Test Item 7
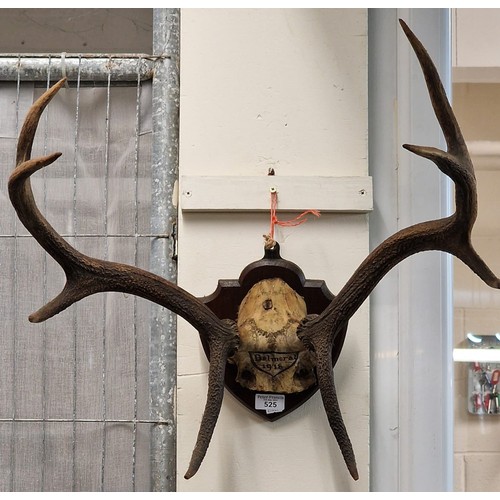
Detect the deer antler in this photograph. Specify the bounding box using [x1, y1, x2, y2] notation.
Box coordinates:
[8, 77, 239, 480]
[298, 19, 500, 481]
[11, 19, 499, 484]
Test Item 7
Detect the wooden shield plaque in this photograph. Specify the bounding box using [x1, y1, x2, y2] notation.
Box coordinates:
[198, 243, 348, 421]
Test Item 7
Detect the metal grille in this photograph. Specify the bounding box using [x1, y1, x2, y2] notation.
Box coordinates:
[0, 9, 179, 492]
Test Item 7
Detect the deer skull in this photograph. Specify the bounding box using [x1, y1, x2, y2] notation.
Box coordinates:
[229, 278, 317, 393]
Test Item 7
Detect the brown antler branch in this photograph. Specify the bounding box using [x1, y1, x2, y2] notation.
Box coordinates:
[184, 321, 235, 479]
[12, 19, 498, 483]
[9, 78, 239, 479]
[299, 19, 500, 480]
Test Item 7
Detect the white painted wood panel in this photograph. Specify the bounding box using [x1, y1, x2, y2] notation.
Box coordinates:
[180, 175, 372, 213]
[178, 9, 368, 492]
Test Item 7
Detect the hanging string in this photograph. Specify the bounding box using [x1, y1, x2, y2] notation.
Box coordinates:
[264, 188, 320, 249]
[60, 52, 70, 88]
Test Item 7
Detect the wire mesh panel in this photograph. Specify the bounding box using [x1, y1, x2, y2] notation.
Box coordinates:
[0, 58, 164, 491]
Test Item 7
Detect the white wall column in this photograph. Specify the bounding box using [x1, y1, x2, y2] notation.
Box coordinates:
[369, 8, 453, 491]
[178, 9, 369, 491]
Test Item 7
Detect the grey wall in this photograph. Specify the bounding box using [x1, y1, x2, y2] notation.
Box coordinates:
[0, 9, 152, 53]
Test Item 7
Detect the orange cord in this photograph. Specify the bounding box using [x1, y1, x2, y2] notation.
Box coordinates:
[268, 190, 320, 240]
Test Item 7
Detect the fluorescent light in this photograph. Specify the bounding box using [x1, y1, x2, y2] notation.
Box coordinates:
[453, 348, 500, 362]
[453, 334, 500, 363]
[467, 333, 483, 344]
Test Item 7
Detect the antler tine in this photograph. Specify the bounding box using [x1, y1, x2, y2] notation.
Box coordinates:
[314, 337, 358, 481]
[399, 19, 500, 288]
[298, 19, 500, 480]
[16, 78, 68, 165]
[184, 321, 235, 479]
[399, 19, 467, 158]
[9, 78, 239, 479]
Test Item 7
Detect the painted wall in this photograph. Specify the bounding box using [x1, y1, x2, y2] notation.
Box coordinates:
[453, 8, 500, 492]
[452, 83, 500, 492]
[178, 9, 369, 492]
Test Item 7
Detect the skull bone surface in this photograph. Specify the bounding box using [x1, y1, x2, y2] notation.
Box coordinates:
[229, 277, 317, 393]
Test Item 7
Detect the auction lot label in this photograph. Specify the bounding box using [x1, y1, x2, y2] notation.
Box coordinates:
[255, 393, 285, 414]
